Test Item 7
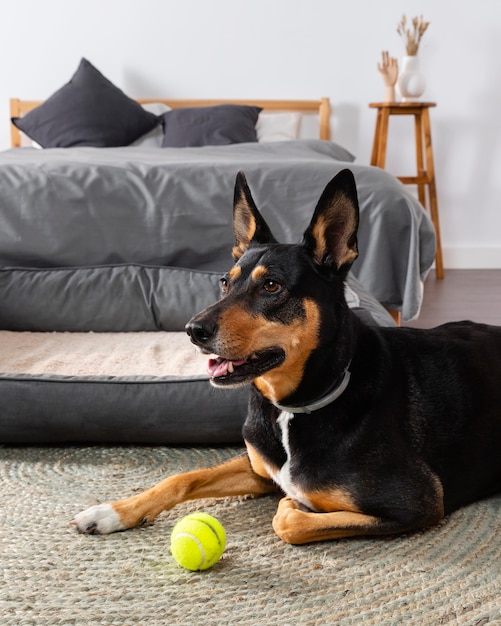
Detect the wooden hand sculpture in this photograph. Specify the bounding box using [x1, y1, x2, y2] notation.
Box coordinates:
[377, 51, 398, 102]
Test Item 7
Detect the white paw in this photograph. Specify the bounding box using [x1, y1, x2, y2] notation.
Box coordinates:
[71, 503, 126, 535]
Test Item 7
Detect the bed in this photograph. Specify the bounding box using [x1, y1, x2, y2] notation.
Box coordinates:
[6, 103, 435, 320]
[0, 59, 435, 444]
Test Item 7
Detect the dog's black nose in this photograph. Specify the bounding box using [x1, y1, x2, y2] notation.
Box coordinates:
[185, 319, 217, 344]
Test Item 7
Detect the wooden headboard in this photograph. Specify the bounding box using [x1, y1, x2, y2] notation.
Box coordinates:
[9, 97, 331, 148]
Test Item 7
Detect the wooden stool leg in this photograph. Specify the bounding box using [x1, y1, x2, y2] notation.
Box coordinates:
[422, 109, 444, 279]
[370, 109, 383, 166]
[371, 109, 390, 168]
[387, 309, 401, 326]
[414, 112, 426, 207]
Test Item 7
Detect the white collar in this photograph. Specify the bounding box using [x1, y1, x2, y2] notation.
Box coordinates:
[272, 367, 351, 414]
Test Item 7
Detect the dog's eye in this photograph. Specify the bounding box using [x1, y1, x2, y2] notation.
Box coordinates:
[220, 277, 229, 293]
[263, 280, 281, 293]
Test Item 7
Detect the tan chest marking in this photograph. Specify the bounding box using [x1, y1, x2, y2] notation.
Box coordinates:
[245, 443, 277, 480]
[304, 489, 361, 514]
[246, 416, 314, 510]
[247, 418, 358, 516]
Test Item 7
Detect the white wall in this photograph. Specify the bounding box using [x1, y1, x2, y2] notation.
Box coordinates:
[1, 0, 501, 268]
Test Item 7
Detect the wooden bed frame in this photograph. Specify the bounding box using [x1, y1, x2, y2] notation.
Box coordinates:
[9, 97, 331, 148]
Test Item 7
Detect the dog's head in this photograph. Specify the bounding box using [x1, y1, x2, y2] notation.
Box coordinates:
[186, 169, 359, 405]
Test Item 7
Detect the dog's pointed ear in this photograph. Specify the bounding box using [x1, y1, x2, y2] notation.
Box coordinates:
[302, 169, 359, 272]
[232, 171, 277, 260]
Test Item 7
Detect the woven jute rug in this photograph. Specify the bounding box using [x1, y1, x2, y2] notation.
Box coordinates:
[1, 445, 499, 625]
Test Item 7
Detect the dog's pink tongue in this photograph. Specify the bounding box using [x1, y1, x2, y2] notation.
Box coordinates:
[208, 357, 228, 378]
[208, 356, 247, 378]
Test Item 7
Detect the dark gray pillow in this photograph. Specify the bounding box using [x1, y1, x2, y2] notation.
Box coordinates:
[161, 105, 262, 147]
[11, 58, 160, 148]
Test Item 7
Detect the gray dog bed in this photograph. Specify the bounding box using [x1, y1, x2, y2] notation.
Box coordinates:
[0, 272, 394, 444]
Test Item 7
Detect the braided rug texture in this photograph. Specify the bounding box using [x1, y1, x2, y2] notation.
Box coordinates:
[1, 445, 499, 625]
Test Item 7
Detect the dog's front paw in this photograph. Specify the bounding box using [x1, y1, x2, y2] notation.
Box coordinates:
[272, 496, 311, 544]
[71, 503, 126, 535]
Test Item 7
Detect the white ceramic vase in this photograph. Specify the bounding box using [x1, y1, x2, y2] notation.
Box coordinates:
[398, 55, 426, 101]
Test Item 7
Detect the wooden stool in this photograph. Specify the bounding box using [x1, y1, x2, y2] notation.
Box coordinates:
[369, 102, 444, 279]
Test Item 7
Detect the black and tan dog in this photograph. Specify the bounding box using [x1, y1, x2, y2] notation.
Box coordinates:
[73, 170, 501, 544]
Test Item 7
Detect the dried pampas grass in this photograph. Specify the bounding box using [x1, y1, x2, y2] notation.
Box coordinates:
[397, 15, 430, 56]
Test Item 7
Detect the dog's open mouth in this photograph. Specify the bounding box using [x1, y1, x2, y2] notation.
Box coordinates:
[207, 348, 285, 386]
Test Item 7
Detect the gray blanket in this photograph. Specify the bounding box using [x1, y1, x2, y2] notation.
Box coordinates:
[0, 140, 435, 320]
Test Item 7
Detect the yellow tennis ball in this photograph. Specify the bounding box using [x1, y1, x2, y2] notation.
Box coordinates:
[170, 513, 226, 571]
